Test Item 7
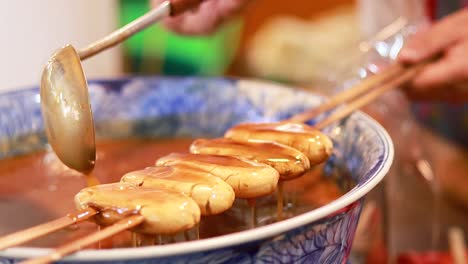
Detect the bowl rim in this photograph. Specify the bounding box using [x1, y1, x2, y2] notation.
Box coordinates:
[0, 77, 394, 261]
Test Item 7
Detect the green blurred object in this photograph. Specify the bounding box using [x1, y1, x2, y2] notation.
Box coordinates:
[119, 0, 243, 76]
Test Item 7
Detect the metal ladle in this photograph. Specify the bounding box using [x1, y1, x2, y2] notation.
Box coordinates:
[41, 0, 202, 173]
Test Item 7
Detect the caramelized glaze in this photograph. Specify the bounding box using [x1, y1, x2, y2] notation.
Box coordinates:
[85, 172, 100, 186]
[0, 138, 352, 248]
[190, 138, 310, 180]
[75, 183, 201, 235]
[225, 122, 333, 164]
[156, 153, 279, 199]
[121, 166, 235, 215]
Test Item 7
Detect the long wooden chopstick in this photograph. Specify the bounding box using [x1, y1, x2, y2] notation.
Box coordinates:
[20, 215, 144, 264]
[0, 208, 97, 250]
[289, 63, 405, 123]
[314, 62, 427, 129]
[288, 61, 429, 128]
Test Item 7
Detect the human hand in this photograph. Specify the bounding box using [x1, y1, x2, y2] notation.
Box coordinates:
[152, 0, 249, 35]
[398, 9, 468, 102]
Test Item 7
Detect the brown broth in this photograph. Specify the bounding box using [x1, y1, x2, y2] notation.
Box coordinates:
[0, 138, 353, 248]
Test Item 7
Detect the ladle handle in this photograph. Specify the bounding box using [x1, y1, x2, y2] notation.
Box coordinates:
[78, 0, 203, 60]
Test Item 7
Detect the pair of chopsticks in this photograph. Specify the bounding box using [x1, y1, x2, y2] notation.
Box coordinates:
[0, 61, 428, 264]
[0, 207, 142, 264]
[289, 61, 429, 127]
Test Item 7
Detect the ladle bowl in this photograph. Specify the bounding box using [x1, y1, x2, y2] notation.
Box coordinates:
[40, 45, 95, 172]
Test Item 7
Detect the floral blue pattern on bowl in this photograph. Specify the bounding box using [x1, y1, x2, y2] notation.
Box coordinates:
[0, 77, 393, 264]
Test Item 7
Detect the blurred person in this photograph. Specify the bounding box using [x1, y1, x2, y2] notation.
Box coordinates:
[153, 0, 468, 104]
[361, 0, 468, 103]
[358, 0, 468, 260]
[152, 0, 249, 35]
[154, 0, 468, 197]
[357, 0, 468, 207]
[154, 0, 468, 261]
[153, 0, 468, 190]
[398, 9, 468, 103]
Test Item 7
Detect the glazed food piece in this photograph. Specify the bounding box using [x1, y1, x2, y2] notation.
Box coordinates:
[74, 183, 200, 235]
[225, 122, 333, 164]
[156, 153, 280, 199]
[121, 166, 235, 215]
[190, 138, 310, 180]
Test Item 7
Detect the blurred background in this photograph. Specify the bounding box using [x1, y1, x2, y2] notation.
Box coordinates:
[0, 0, 357, 91]
[1, 1, 467, 263]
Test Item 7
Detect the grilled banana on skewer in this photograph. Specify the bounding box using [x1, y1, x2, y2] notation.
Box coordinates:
[121, 166, 235, 215]
[75, 183, 201, 235]
[190, 138, 310, 180]
[156, 153, 279, 199]
[225, 122, 333, 164]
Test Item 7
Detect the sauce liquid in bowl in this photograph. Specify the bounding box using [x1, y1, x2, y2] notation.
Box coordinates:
[0, 138, 353, 249]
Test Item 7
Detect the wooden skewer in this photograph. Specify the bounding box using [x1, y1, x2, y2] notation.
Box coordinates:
[289, 63, 404, 123]
[314, 63, 425, 129]
[0, 208, 97, 250]
[449, 227, 467, 264]
[20, 215, 144, 264]
[247, 199, 257, 228]
[289, 61, 428, 128]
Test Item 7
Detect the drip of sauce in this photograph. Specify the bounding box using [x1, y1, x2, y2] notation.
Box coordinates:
[195, 225, 200, 240]
[134, 233, 154, 246]
[169, 235, 176, 243]
[183, 231, 190, 241]
[85, 172, 100, 187]
[277, 182, 284, 221]
[190, 138, 310, 180]
[97, 225, 101, 249]
[225, 122, 333, 164]
[247, 199, 257, 228]
[131, 232, 137, 247]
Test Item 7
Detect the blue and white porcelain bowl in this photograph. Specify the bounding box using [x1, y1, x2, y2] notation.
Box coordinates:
[0, 77, 393, 263]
